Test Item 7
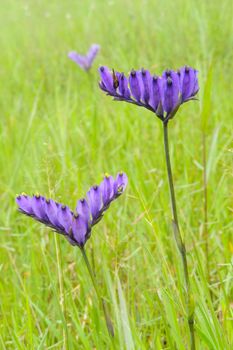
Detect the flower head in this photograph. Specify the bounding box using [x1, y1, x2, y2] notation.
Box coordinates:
[68, 44, 100, 71]
[16, 172, 127, 248]
[99, 66, 198, 121]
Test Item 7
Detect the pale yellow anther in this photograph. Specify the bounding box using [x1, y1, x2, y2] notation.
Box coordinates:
[21, 192, 27, 196]
[104, 172, 110, 178]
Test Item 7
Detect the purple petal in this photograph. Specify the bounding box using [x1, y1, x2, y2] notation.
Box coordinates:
[162, 70, 180, 115]
[71, 214, 89, 247]
[76, 198, 91, 223]
[68, 52, 88, 70]
[16, 194, 33, 215]
[100, 175, 115, 206]
[44, 199, 60, 228]
[99, 80, 108, 92]
[99, 66, 115, 94]
[31, 195, 47, 221]
[87, 185, 103, 220]
[57, 205, 73, 234]
[179, 66, 196, 101]
[192, 69, 199, 96]
[118, 73, 131, 99]
[149, 75, 163, 114]
[129, 69, 142, 102]
[114, 172, 128, 196]
[86, 44, 100, 67]
[140, 68, 152, 104]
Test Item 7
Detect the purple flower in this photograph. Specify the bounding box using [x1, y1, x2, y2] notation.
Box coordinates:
[99, 66, 199, 122]
[68, 44, 100, 71]
[16, 172, 127, 248]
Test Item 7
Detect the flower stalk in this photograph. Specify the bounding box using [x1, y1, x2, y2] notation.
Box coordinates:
[80, 247, 114, 337]
[202, 132, 211, 295]
[163, 120, 195, 350]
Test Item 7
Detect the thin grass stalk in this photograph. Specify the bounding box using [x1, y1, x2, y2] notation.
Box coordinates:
[54, 234, 69, 350]
[80, 247, 114, 338]
[202, 132, 212, 298]
[163, 121, 196, 350]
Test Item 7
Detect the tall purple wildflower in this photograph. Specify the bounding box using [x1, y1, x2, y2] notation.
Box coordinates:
[16, 172, 127, 247]
[99, 64, 199, 348]
[68, 44, 100, 71]
[99, 66, 198, 122]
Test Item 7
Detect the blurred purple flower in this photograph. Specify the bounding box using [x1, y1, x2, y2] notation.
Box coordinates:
[68, 44, 100, 71]
[16, 172, 127, 248]
[99, 66, 199, 122]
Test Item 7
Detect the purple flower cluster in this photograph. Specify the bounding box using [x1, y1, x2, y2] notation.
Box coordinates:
[16, 172, 127, 248]
[68, 44, 100, 71]
[99, 66, 199, 121]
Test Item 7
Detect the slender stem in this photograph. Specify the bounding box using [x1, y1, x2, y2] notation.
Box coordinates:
[163, 121, 196, 350]
[202, 132, 211, 295]
[80, 247, 114, 337]
[54, 234, 69, 350]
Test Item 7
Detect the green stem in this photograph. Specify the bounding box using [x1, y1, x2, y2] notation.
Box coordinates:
[80, 247, 114, 337]
[202, 132, 212, 297]
[163, 121, 196, 350]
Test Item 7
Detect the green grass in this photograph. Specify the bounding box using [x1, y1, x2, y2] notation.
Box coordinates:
[0, 0, 232, 349]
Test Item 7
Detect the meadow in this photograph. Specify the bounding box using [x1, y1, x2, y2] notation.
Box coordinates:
[0, 0, 232, 349]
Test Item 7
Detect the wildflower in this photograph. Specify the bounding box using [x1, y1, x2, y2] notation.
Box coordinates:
[68, 44, 100, 71]
[99, 64, 199, 348]
[99, 65, 198, 122]
[16, 172, 127, 247]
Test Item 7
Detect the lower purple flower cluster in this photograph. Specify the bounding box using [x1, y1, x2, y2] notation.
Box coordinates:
[16, 172, 128, 247]
[99, 66, 198, 121]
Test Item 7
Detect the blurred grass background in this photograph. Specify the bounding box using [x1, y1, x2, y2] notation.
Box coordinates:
[0, 0, 232, 349]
